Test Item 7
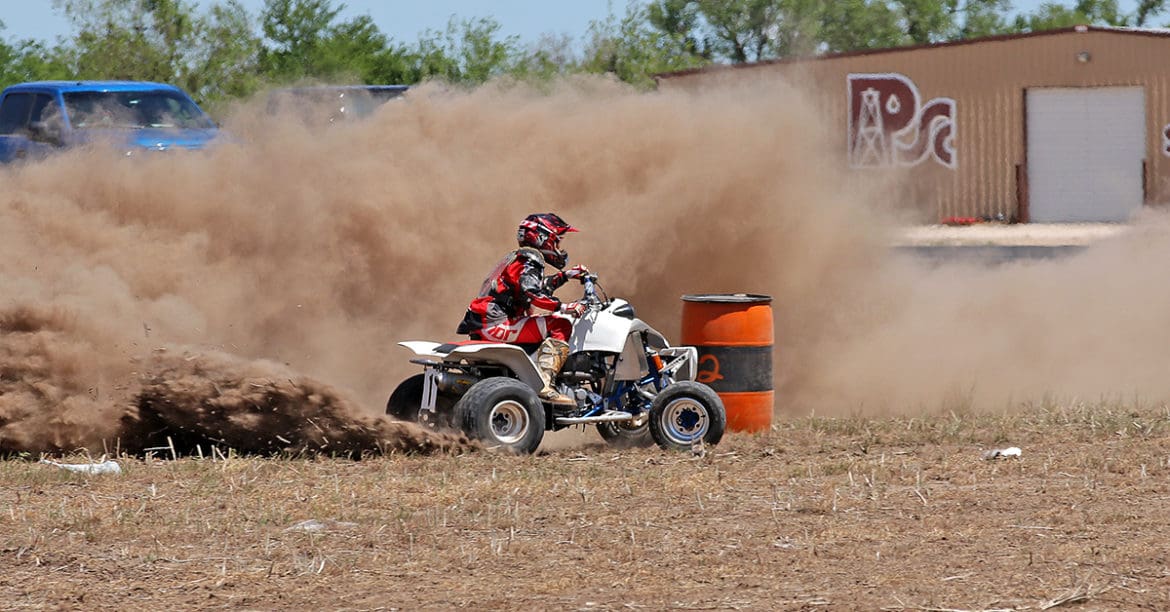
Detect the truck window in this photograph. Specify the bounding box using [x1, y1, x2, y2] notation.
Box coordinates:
[0, 93, 34, 134]
[29, 94, 57, 122]
[63, 90, 215, 130]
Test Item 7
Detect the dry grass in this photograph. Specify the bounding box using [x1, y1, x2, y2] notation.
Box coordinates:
[4, 402, 1170, 610]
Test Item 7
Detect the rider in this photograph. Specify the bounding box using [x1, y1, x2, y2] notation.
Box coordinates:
[457, 213, 590, 406]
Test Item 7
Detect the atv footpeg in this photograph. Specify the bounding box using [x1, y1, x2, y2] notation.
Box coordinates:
[555, 410, 633, 425]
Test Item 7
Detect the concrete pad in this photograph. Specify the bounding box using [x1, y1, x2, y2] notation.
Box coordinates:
[893, 223, 1129, 247]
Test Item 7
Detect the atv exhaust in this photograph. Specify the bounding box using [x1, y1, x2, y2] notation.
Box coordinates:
[555, 411, 634, 425]
[434, 371, 479, 395]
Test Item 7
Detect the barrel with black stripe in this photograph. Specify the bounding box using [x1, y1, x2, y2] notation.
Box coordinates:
[680, 294, 773, 432]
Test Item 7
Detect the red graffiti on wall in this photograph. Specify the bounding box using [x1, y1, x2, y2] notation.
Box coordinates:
[848, 73, 956, 169]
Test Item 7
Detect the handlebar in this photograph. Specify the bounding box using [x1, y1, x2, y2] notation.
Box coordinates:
[580, 274, 605, 310]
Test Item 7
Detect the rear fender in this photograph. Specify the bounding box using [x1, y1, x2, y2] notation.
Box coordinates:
[398, 341, 444, 358]
[399, 340, 543, 390]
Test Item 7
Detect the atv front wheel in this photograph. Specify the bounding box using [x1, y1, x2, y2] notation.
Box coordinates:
[454, 377, 546, 454]
[386, 374, 454, 430]
[649, 381, 726, 452]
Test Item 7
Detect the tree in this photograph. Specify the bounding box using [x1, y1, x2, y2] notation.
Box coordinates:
[187, 1, 262, 101]
[647, 0, 712, 58]
[264, 7, 530, 86]
[456, 18, 516, 83]
[261, 0, 421, 85]
[410, 17, 523, 84]
[1134, 0, 1169, 26]
[895, 0, 959, 43]
[259, 0, 341, 80]
[508, 33, 579, 82]
[957, 0, 1013, 38]
[51, 0, 262, 103]
[639, 0, 1015, 62]
[1012, 0, 1131, 30]
[581, 1, 709, 88]
[696, 0, 786, 62]
[816, 0, 906, 52]
[0, 21, 73, 88]
[27, 0, 1160, 101]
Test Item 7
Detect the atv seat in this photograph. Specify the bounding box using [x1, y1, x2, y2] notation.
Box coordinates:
[445, 338, 541, 356]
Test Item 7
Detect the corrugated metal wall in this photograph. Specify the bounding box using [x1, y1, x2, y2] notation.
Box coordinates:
[659, 29, 1170, 222]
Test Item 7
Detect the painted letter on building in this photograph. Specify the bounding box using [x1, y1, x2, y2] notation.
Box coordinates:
[848, 73, 956, 169]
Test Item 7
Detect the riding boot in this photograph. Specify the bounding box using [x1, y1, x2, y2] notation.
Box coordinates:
[536, 338, 575, 407]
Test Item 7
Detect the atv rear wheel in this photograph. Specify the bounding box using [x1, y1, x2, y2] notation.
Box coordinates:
[649, 381, 726, 452]
[596, 419, 652, 448]
[386, 374, 454, 430]
[454, 377, 546, 454]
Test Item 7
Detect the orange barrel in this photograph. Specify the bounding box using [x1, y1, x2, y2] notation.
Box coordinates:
[680, 294, 773, 432]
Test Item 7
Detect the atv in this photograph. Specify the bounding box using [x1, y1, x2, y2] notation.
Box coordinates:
[387, 275, 726, 453]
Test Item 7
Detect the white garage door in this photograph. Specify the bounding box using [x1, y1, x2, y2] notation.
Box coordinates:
[1026, 87, 1145, 223]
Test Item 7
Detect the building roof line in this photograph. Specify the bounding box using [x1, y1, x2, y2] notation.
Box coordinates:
[655, 25, 1170, 80]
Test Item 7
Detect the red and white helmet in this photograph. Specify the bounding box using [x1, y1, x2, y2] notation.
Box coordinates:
[517, 213, 577, 269]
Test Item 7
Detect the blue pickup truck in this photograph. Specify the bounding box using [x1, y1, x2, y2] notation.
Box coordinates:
[0, 80, 219, 163]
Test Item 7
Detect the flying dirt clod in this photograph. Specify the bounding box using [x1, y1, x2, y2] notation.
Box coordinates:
[0, 305, 471, 455]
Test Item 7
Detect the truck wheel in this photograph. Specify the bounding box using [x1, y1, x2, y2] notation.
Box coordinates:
[454, 377, 545, 454]
[386, 374, 453, 430]
[597, 420, 653, 448]
[649, 381, 726, 452]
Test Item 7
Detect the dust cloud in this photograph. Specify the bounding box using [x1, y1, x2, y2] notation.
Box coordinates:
[2, 75, 1169, 455]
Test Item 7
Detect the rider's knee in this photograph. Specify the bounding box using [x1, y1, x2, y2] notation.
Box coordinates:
[546, 317, 572, 341]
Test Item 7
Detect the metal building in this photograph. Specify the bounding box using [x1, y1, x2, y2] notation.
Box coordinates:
[657, 26, 1170, 223]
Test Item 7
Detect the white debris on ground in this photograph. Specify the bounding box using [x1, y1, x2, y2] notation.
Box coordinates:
[285, 519, 359, 533]
[893, 223, 1128, 247]
[981, 446, 1023, 460]
[40, 458, 123, 474]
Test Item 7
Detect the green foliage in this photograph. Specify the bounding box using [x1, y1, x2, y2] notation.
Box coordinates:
[895, 0, 960, 43]
[1012, 0, 1131, 30]
[414, 16, 523, 85]
[0, 36, 73, 89]
[817, 0, 906, 52]
[259, 0, 411, 84]
[189, 1, 262, 102]
[0, 0, 1167, 100]
[48, 0, 261, 103]
[958, 0, 1014, 38]
[696, 0, 781, 62]
[258, 3, 523, 86]
[581, 1, 709, 88]
[260, 0, 341, 72]
[647, 0, 711, 58]
[1135, 0, 1169, 25]
[508, 33, 580, 82]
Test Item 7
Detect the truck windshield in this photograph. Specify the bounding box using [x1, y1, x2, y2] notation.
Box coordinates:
[63, 90, 215, 130]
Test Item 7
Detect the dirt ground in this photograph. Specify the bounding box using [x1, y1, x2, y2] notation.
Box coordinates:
[3, 403, 1169, 611]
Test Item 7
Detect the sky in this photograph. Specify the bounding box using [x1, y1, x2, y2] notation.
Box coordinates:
[0, 0, 1152, 47]
[0, 1, 628, 46]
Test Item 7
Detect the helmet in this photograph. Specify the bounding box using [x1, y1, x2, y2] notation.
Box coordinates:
[517, 213, 577, 269]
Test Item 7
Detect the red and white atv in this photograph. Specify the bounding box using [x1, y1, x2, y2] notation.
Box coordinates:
[387, 275, 726, 454]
